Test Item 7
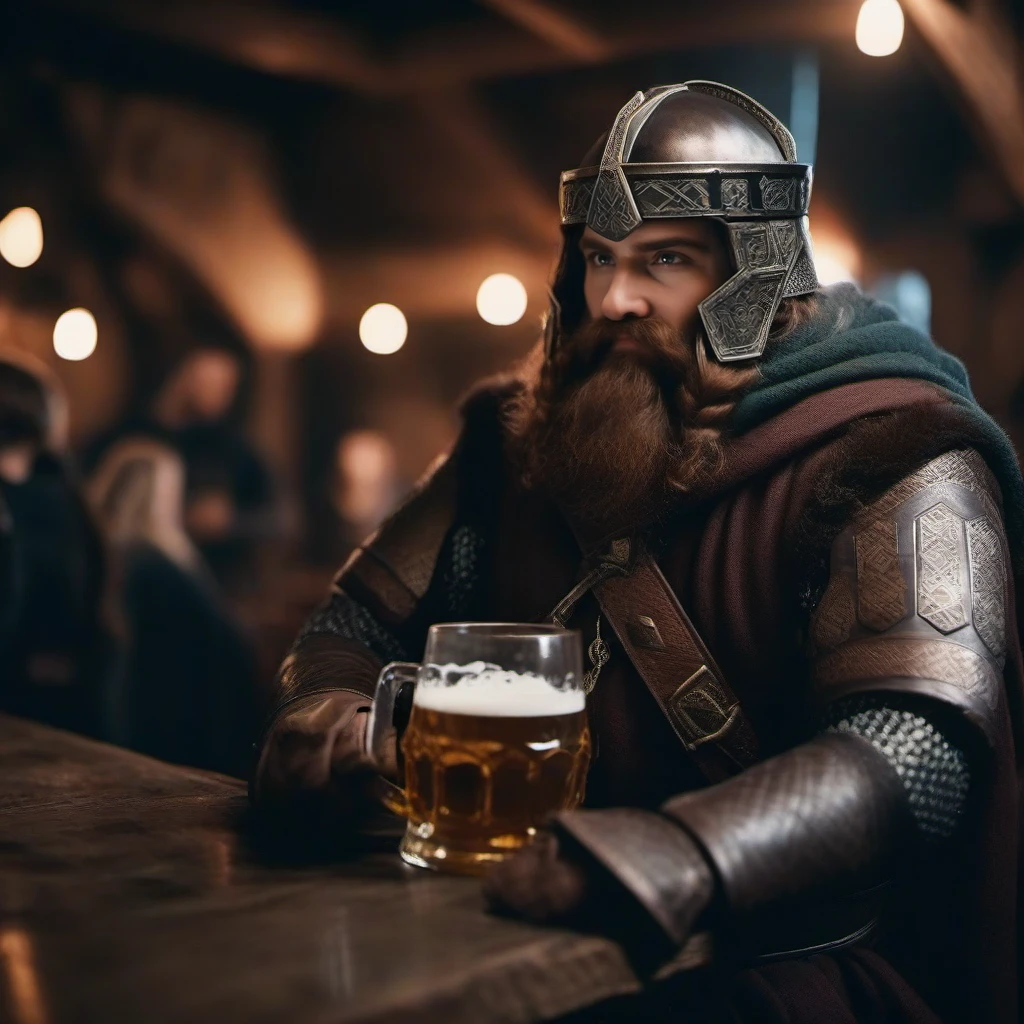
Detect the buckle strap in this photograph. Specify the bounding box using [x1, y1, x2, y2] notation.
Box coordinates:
[547, 537, 632, 627]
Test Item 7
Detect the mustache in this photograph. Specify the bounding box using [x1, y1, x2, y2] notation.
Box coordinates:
[557, 317, 691, 384]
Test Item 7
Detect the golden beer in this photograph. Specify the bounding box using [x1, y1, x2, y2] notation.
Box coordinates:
[399, 675, 591, 874]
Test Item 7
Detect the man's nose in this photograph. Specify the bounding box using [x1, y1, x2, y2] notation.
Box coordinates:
[600, 271, 651, 321]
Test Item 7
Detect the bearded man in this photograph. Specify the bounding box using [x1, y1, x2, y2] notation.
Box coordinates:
[252, 83, 1022, 1023]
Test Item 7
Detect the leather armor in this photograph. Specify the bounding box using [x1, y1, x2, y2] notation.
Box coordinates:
[810, 448, 1008, 744]
[549, 449, 1006, 960]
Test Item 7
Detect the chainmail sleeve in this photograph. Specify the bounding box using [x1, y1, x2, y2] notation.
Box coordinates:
[822, 695, 970, 842]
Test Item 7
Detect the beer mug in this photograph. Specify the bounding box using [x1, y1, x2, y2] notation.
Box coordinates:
[366, 623, 591, 875]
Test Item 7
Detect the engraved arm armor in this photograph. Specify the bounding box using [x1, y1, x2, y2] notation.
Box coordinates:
[542, 450, 1006, 954]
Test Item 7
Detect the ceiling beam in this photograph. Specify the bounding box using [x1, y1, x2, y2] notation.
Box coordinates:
[388, 2, 859, 92]
[413, 89, 560, 250]
[54, 0, 388, 94]
[47, 0, 860, 96]
[902, 0, 1024, 207]
[475, 0, 609, 62]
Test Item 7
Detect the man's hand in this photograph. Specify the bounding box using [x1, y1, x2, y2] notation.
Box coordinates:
[252, 690, 384, 824]
[484, 809, 715, 966]
[483, 831, 591, 925]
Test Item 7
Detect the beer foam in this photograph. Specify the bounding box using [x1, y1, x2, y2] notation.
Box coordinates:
[413, 662, 585, 717]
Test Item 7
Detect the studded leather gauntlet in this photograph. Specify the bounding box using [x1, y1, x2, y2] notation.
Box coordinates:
[486, 731, 913, 957]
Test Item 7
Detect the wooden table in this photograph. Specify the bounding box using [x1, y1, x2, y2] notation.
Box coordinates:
[0, 715, 708, 1024]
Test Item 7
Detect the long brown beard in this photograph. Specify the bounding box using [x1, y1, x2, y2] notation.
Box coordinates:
[506, 317, 756, 533]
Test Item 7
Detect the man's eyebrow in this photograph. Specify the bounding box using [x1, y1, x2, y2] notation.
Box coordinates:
[633, 236, 711, 253]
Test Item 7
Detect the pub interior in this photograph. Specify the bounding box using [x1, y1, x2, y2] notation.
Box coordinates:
[2, 1, 1024, 1022]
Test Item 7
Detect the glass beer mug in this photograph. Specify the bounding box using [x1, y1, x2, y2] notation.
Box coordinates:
[365, 623, 591, 875]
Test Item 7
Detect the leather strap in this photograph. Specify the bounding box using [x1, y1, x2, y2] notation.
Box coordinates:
[589, 537, 759, 783]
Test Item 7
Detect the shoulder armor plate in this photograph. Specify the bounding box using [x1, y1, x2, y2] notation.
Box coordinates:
[810, 449, 1009, 744]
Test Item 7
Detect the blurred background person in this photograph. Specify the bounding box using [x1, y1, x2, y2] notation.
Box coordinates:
[0, 350, 114, 738]
[89, 438, 261, 777]
[87, 346, 281, 594]
[330, 429, 401, 554]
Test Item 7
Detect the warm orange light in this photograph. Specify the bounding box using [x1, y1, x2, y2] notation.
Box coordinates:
[0, 207, 44, 268]
[856, 0, 905, 56]
[476, 273, 528, 326]
[0, 926, 50, 1024]
[53, 308, 98, 361]
[359, 303, 407, 355]
[809, 210, 862, 286]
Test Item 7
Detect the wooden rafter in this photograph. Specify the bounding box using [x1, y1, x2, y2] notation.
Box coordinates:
[476, 0, 608, 62]
[414, 89, 559, 249]
[48, 0, 861, 96]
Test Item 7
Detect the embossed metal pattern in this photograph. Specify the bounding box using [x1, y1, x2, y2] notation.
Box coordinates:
[854, 519, 906, 632]
[722, 178, 750, 211]
[559, 178, 594, 222]
[966, 515, 1007, 660]
[852, 450, 1002, 530]
[815, 637, 999, 713]
[783, 220, 818, 298]
[811, 574, 857, 651]
[916, 504, 968, 634]
[699, 269, 787, 362]
[667, 667, 755, 757]
[697, 215, 803, 362]
[760, 174, 796, 210]
[559, 169, 812, 225]
[634, 178, 711, 216]
[587, 91, 645, 241]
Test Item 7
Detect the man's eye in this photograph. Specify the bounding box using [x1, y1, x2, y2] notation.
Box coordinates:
[654, 252, 688, 265]
[586, 252, 613, 267]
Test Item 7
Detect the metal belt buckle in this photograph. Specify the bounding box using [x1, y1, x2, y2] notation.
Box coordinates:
[667, 665, 740, 751]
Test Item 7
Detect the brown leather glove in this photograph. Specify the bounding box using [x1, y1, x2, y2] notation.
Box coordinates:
[252, 690, 382, 825]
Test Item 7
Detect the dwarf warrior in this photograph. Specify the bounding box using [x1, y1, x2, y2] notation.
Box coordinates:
[253, 83, 1022, 1023]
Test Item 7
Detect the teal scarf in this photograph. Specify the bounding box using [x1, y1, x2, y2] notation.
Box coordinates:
[733, 283, 1024, 531]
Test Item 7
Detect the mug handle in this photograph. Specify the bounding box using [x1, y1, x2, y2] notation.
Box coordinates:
[365, 661, 419, 815]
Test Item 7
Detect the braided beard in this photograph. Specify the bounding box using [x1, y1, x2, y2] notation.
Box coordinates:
[508, 317, 740, 533]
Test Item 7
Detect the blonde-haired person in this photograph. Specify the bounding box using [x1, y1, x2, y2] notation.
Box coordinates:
[89, 439, 202, 578]
[90, 438, 260, 777]
[83, 345, 280, 592]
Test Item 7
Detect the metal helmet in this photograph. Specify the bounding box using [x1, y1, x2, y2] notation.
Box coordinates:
[552, 81, 818, 363]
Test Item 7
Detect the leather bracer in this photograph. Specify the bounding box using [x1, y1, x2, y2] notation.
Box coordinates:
[554, 732, 912, 950]
[810, 448, 1009, 745]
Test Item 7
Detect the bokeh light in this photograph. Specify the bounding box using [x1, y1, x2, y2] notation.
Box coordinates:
[856, 0, 905, 57]
[0, 207, 44, 268]
[53, 308, 98, 361]
[359, 303, 407, 355]
[814, 254, 859, 286]
[476, 273, 528, 326]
